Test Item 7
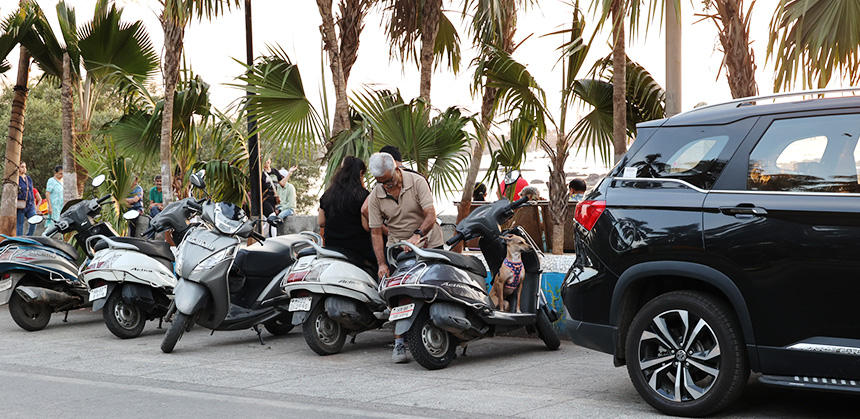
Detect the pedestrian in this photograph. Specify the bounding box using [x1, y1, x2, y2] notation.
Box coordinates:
[149, 175, 164, 217]
[318, 157, 374, 264]
[276, 166, 298, 220]
[45, 165, 63, 228]
[15, 161, 36, 236]
[473, 182, 487, 202]
[519, 185, 542, 201]
[126, 175, 144, 212]
[379, 145, 430, 187]
[262, 157, 284, 218]
[569, 178, 586, 201]
[366, 152, 443, 364]
[499, 172, 529, 199]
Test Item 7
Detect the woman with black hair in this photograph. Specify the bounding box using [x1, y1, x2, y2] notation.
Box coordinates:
[318, 156, 375, 266]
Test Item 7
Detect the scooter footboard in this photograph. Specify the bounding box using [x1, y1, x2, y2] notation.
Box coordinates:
[174, 279, 208, 315]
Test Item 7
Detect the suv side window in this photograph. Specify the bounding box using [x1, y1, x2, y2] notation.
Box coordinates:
[748, 114, 860, 193]
[623, 125, 739, 189]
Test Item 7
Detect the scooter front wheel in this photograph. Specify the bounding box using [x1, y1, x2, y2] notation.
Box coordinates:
[103, 289, 145, 339]
[9, 291, 51, 331]
[406, 308, 458, 370]
[536, 309, 560, 350]
[161, 312, 189, 353]
[303, 303, 346, 355]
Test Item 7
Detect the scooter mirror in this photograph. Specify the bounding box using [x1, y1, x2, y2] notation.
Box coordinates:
[189, 170, 206, 189]
[91, 174, 106, 187]
[26, 214, 43, 225]
[503, 170, 521, 185]
[123, 209, 140, 220]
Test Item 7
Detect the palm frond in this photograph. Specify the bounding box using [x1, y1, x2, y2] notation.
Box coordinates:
[230, 45, 324, 159]
[434, 12, 461, 73]
[78, 3, 159, 87]
[480, 45, 550, 136]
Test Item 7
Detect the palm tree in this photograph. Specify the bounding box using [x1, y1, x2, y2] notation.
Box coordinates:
[483, 8, 665, 253]
[316, 0, 375, 145]
[159, 0, 239, 205]
[591, 0, 678, 163]
[380, 0, 461, 104]
[456, 0, 521, 233]
[0, 2, 38, 235]
[697, 0, 758, 98]
[768, 0, 860, 91]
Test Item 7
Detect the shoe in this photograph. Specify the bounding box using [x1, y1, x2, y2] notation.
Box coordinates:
[392, 342, 408, 364]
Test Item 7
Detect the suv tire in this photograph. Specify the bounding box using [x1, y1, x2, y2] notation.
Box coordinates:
[624, 291, 747, 417]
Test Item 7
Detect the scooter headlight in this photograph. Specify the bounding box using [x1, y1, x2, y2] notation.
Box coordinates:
[192, 246, 236, 274]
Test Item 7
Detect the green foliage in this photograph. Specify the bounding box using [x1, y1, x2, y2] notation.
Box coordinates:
[381, 0, 462, 73]
[76, 135, 134, 234]
[768, 0, 860, 90]
[484, 116, 537, 187]
[478, 45, 550, 136]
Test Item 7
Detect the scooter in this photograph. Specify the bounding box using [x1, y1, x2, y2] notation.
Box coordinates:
[160, 172, 316, 353]
[379, 196, 561, 370]
[80, 199, 196, 339]
[0, 175, 117, 331]
[278, 239, 387, 355]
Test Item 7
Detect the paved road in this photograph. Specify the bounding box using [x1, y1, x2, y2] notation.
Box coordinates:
[0, 307, 856, 418]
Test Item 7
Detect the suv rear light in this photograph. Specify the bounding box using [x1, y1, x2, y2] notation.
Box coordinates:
[574, 200, 606, 231]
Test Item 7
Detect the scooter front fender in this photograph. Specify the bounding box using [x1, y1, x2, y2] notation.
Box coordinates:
[394, 301, 425, 336]
[174, 279, 208, 316]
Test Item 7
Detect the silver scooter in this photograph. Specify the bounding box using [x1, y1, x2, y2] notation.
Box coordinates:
[0, 175, 118, 331]
[161, 172, 314, 353]
[277, 238, 387, 355]
[80, 199, 196, 339]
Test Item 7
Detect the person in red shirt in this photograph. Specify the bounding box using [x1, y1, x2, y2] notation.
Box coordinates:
[498, 174, 529, 199]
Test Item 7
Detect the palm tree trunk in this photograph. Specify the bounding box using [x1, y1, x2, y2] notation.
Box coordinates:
[418, 0, 442, 104]
[665, 0, 682, 116]
[547, 132, 569, 255]
[61, 53, 78, 203]
[160, 19, 184, 204]
[611, 0, 627, 164]
[0, 48, 30, 236]
[337, 0, 370, 83]
[456, 85, 496, 231]
[710, 0, 758, 98]
[317, 0, 350, 144]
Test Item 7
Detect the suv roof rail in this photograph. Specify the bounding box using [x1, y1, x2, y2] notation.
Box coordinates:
[686, 87, 860, 114]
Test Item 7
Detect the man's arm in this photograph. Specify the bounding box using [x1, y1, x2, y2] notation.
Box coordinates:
[372, 227, 389, 278]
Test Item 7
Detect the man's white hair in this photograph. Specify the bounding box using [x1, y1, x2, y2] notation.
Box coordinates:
[368, 152, 395, 177]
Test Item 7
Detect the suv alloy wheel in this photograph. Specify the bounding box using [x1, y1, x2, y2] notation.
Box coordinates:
[625, 291, 748, 416]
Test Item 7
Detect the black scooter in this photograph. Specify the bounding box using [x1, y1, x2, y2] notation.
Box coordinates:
[379, 196, 560, 370]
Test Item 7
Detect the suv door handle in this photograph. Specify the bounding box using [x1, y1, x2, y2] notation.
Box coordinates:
[719, 206, 768, 217]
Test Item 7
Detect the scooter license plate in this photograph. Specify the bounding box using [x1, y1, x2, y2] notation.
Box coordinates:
[88, 285, 108, 302]
[288, 297, 312, 312]
[389, 303, 415, 321]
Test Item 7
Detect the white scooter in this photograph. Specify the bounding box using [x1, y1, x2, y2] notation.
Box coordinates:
[278, 238, 387, 355]
[81, 199, 194, 339]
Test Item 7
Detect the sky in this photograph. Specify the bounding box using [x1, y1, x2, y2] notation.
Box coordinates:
[0, 0, 852, 212]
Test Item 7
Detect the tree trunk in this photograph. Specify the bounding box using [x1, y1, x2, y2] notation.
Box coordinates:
[711, 0, 758, 98]
[418, 0, 442, 104]
[611, 0, 627, 164]
[317, 0, 350, 144]
[61, 53, 78, 203]
[547, 132, 569, 255]
[0, 48, 30, 236]
[75, 120, 89, 197]
[160, 18, 185, 204]
[664, 0, 682, 116]
[337, 0, 370, 84]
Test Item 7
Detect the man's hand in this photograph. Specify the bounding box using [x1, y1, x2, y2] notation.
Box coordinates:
[406, 234, 422, 246]
[377, 264, 390, 279]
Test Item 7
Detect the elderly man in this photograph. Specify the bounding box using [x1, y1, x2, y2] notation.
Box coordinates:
[366, 152, 442, 363]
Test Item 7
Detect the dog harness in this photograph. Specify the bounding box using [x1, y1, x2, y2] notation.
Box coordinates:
[503, 260, 524, 289]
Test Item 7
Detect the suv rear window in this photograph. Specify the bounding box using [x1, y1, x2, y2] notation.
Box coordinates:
[748, 114, 860, 193]
[623, 125, 741, 189]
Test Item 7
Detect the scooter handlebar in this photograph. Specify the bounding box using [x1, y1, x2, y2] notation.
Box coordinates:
[97, 194, 113, 205]
[510, 196, 530, 210]
[445, 232, 464, 246]
[250, 231, 266, 243]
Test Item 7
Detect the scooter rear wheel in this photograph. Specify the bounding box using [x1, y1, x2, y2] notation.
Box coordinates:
[9, 291, 51, 331]
[103, 289, 145, 339]
[161, 312, 189, 353]
[536, 309, 560, 350]
[303, 303, 346, 355]
[406, 308, 458, 370]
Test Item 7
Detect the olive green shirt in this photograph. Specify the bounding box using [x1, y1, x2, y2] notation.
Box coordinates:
[367, 169, 443, 248]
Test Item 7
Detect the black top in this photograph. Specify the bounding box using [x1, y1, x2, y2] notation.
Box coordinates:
[262, 168, 283, 205]
[320, 188, 374, 264]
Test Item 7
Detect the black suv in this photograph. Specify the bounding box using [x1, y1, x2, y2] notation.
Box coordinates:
[562, 91, 860, 416]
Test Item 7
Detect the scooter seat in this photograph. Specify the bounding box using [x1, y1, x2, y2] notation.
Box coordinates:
[93, 237, 175, 265]
[0, 236, 78, 260]
[396, 249, 487, 278]
[233, 238, 294, 278]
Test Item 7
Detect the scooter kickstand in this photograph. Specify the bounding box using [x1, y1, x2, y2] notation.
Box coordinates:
[461, 345, 468, 356]
[157, 317, 163, 329]
[63, 311, 69, 323]
[253, 325, 265, 345]
[350, 334, 356, 345]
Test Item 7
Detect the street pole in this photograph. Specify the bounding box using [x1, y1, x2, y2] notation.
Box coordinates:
[245, 0, 262, 230]
[665, 0, 682, 116]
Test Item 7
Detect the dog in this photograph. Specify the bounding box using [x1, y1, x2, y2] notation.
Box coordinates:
[490, 234, 532, 313]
